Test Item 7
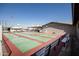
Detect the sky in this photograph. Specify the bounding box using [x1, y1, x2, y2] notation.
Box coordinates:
[0, 3, 72, 27]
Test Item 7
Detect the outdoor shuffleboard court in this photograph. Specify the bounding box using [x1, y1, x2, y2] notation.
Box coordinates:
[3, 31, 66, 56]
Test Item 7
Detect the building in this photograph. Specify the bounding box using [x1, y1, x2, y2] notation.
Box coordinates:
[71, 3, 79, 55]
[27, 26, 42, 32]
[10, 27, 23, 32]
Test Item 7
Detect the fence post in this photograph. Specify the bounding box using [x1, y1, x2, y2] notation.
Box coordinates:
[0, 25, 3, 56]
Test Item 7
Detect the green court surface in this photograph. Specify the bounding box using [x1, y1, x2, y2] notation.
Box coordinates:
[28, 32, 54, 38]
[14, 32, 54, 37]
[3, 33, 40, 53]
[14, 32, 53, 42]
[3, 31, 64, 54]
[14, 32, 62, 38]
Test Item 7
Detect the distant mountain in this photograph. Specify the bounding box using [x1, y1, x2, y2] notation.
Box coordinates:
[42, 22, 73, 34]
[42, 22, 72, 27]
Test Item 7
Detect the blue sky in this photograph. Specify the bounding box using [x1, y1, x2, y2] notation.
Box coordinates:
[0, 3, 72, 27]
